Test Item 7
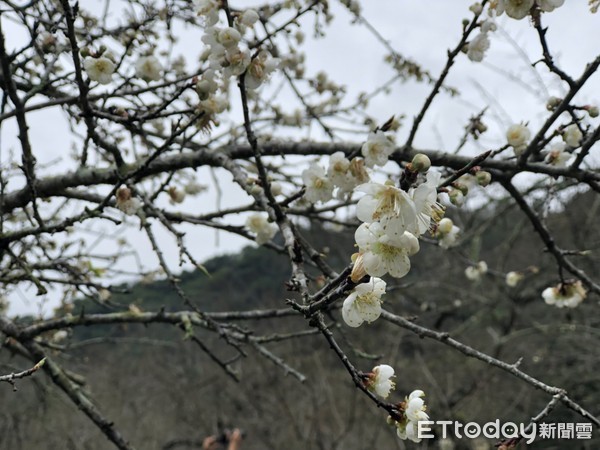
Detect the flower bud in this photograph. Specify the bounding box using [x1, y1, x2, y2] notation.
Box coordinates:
[455, 183, 469, 196]
[476, 170, 492, 186]
[350, 252, 367, 283]
[448, 189, 464, 207]
[546, 96, 562, 111]
[437, 218, 454, 235]
[587, 105, 599, 118]
[410, 153, 431, 173]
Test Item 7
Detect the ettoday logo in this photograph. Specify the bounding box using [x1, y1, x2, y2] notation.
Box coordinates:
[417, 420, 593, 444]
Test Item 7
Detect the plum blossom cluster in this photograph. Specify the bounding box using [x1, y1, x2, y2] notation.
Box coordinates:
[351, 157, 443, 281]
[542, 281, 587, 308]
[467, 19, 496, 63]
[302, 151, 370, 204]
[194, 1, 278, 124]
[245, 213, 278, 245]
[364, 365, 430, 442]
[465, 261, 488, 282]
[388, 390, 430, 443]
[490, 0, 565, 20]
[83, 50, 162, 86]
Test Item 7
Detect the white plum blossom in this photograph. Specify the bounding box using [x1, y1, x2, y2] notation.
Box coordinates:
[465, 261, 488, 281]
[327, 151, 352, 191]
[361, 130, 395, 168]
[395, 390, 429, 443]
[405, 390, 429, 422]
[245, 51, 279, 90]
[342, 277, 386, 327]
[505, 271, 523, 287]
[504, 0, 534, 19]
[199, 95, 229, 115]
[328, 153, 369, 196]
[217, 27, 242, 48]
[545, 142, 571, 167]
[194, 0, 220, 26]
[410, 170, 443, 236]
[195, 69, 219, 100]
[168, 187, 186, 204]
[223, 47, 251, 77]
[563, 124, 583, 148]
[542, 281, 587, 308]
[507, 123, 531, 156]
[397, 420, 421, 443]
[135, 56, 162, 82]
[184, 180, 208, 195]
[368, 364, 395, 398]
[239, 9, 260, 27]
[355, 182, 418, 238]
[467, 31, 490, 62]
[83, 56, 115, 84]
[302, 163, 334, 204]
[437, 218, 460, 249]
[246, 213, 278, 245]
[536, 0, 564, 12]
[355, 222, 420, 279]
[115, 187, 142, 215]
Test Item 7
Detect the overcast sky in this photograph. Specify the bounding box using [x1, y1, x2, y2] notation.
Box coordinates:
[3, 1, 599, 315]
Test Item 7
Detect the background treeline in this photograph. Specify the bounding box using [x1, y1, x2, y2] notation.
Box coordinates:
[1, 190, 599, 450]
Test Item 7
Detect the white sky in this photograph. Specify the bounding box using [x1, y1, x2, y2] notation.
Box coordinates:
[2, 1, 599, 315]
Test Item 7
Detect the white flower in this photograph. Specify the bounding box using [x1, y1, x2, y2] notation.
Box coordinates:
[507, 123, 531, 156]
[355, 182, 418, 238]
[168, 187, 186, 204]
[368, 364, 395, 398]
[135, 56, 162, 82]
[199, 95, 229, 115]
[437, 218, 460, 249]
[184, 180, 208, 195]
[481, 19, 497, 33]
[246, 213, 278, 245]
[223, 47, 251, 77]
[536, 0, 564, 12]
[361, 130, 395, 168]
[239, 9, 259, 27]
[327, 151, 351, 191]
[195, 69, 219, 100]
[302, 163, 334, 204]
[116, 187, 142, 215]
[355, 222, 420, 279]
[542, 281, 587, 308]
[545, 142, 571, 167]
[406, 390, 429, 422]
[396, 389, 429, 443]
[397, 420, 421, 443]
[245, 51, 279, 90]
[505, 271, 523, 287]
[563, 124, 583, 148]
[194, 0, 220, 26]
[83, 56, 115, 85]
[467, 31, 490, 62]
[217, 27, 242, 48]
[410, 170, 443, 236]
[342, 277, 386, 327]
[465, 261, 488, 281]
[504, 0, 534, 19]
